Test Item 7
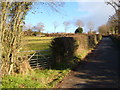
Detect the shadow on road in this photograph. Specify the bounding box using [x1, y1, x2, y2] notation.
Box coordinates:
[59, 37, 119, 88]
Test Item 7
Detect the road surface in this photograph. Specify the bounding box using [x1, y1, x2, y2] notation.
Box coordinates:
[57, 37, 119, 88]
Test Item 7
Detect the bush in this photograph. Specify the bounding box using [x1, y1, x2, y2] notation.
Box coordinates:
[96, 34, 102, 42]
[73, 34, 88, 50]
[75, 27, 83, 34]
[50, 37, 78, 65]
[50, 34, 102, 67]
[87, 35, 98, 48]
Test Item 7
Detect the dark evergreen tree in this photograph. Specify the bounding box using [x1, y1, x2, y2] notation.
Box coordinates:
[75, 27, 83, 33]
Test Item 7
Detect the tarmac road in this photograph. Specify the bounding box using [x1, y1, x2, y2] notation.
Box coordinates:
[58, 37, 119, 88]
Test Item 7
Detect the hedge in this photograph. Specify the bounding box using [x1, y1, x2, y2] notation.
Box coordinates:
[50, 34, 102, 67]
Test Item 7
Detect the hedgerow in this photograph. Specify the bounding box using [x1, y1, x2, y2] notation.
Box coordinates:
[50, 34, 102, 68]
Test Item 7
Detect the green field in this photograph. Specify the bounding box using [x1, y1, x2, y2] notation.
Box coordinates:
[20, 36, 54, 56]
[2, 36, 90, 88]
[23, 36, 54, 51]
[2, 36, 71, 88]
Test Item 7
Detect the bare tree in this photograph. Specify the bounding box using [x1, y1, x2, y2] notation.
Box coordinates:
[63, 21, 70, 33]
[106, 0, 120, 34]
[23, 23, 33, 31]
[53, 21, 59, 33]
[107, 14, 119, 34]
[87, 21, 94, 33]
[1, 2, 32, 75]
[75, 19, 84, 27]
[98, 24, 109, 35]
[0, 2, 64, 75]
[33, 22, 45, 36]
[106, 0, 120, 13]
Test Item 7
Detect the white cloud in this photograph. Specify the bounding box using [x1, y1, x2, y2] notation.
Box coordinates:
[77, 2, 115, 31]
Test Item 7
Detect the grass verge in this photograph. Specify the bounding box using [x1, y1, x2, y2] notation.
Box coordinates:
[2, 69, 70, 88]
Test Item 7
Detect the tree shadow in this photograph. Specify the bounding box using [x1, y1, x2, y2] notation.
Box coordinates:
[72, 37, 119, 88]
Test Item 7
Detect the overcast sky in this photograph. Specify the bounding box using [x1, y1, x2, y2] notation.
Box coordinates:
[25, 1, 115, 33]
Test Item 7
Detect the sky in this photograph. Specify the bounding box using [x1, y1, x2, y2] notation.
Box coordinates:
[24, 1, 115, 33]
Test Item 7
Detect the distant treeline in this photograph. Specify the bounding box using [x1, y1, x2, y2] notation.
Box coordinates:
[23, 29, 97, 37]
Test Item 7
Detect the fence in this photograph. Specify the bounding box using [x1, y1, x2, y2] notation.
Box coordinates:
[19, 50, 51, 69]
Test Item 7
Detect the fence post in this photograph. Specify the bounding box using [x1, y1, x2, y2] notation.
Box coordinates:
[37, 51, 38, 68]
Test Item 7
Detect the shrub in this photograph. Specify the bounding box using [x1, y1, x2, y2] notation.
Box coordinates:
[88, 34, 98, 49]
[50, 34, 102, 67]
[96, 34, 102, 42]
[75, 27, 83, 34]
[50, 37, 78, 65]
[73, 34, 88, 50]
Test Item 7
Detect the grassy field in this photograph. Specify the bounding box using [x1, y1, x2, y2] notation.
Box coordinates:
[2, 36, 71, 88]
[23, 36, 54, 51]
[20, 36, 54, 56]
[2, 36, 91, 88]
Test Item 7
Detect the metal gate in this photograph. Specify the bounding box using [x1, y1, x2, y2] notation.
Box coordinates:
[19, 50, 51, 69]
